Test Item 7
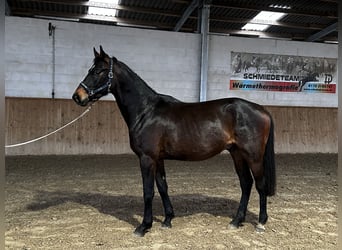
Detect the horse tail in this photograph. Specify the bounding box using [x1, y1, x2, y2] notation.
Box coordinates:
[263, 115, 276, 196]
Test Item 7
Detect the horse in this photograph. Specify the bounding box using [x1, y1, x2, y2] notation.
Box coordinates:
[231, 53, 242, 74]
[72, 46, 276, 237]
[298, 72, 320, 92]
[242, 56, 261, 73]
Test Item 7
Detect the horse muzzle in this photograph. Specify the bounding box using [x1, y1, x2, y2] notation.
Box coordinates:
[72, 86, 89, 106]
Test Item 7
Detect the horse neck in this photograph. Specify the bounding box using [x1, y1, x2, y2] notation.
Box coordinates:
[111, 62, 158, 128]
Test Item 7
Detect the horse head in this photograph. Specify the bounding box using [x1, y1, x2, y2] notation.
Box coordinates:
[72, 46, 117, 106]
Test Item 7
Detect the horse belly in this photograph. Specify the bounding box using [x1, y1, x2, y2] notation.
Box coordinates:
[163, 127, 229, 161]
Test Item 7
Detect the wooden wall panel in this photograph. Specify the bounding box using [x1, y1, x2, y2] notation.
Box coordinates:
[5, 98, 130, 155]
[5, 98, 337, 155]
[267, 106, 337, 153]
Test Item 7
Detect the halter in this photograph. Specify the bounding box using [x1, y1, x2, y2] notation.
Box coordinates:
[80, 57, 114, 99]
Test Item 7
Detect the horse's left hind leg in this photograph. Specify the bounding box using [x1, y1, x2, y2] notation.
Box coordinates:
[229, 151, 253, 229]
[256, 190, 268, 233]
[155, 160, 174, 228]
[250, 162, 268, 232]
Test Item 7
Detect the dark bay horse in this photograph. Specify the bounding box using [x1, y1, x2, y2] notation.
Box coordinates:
[72, 46, 276, 237]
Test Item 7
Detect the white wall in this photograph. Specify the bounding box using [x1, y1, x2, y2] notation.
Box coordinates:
[5, 16, 338, 107]
[5, 16, 201, 102]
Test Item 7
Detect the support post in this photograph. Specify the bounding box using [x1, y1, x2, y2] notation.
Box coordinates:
[5, 0, 11, 16]
[49, 23, 56, 99]
[199, 0, 210, 102]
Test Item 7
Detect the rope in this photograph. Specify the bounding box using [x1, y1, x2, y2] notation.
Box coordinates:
[5, 105, 93, 148]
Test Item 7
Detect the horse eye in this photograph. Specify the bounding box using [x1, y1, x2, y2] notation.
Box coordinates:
[95, 69, 105, 74]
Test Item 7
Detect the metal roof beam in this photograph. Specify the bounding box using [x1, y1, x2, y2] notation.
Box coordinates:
[210, 16, 325, 31]
[12, 9, 194, 31]
[14, 0, 183, 18]
[210, 28, 305, 40]
[173, 0, 199, 31]
[212, 2, 337, 19]
[306, 22, 337, 42]
[5, 0, 11, 15]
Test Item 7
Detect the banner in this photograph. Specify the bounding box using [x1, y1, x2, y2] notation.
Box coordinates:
[230, 52, 337, 93]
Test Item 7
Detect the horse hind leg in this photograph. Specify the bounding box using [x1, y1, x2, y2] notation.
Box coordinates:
[249, 161, 268, 233]
[232, 156, 269, 233]
[229, 150, 253, 229]
[155, 160, 175, 228]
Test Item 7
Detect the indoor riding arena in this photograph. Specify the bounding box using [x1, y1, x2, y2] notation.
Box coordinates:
[5, 1, 338, 249]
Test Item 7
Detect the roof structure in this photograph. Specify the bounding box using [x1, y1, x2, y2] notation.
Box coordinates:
[5, 0, 338, 43]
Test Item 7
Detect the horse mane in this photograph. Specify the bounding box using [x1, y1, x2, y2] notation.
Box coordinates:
[118, 61, 181, 103]
[117, 60, 158, 96]
[95, 55, 179, 103]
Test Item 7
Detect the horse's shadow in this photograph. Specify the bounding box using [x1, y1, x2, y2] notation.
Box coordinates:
[27, 191, 258, 228]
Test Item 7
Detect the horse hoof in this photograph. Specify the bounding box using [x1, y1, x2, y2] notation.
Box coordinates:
[161, 221, 172, 229]
[133, 225, 148, 237]
[228, 223, 239, 230]
[255, 223, 265, 233]
[133, 229, 145, 237]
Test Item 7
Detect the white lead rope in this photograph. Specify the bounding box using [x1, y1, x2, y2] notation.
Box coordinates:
[5, 105, 93, 148]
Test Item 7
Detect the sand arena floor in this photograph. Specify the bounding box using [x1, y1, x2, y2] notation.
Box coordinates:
[5, 154, 337, 249]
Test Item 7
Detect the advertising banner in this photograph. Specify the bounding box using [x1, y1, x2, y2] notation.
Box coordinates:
[230, 52, 337, 93]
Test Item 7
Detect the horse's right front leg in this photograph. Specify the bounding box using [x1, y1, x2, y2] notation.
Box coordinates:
[134, 155, 156, 237]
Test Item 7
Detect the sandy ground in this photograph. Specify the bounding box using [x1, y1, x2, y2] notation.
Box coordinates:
[5, 154, 337, 249]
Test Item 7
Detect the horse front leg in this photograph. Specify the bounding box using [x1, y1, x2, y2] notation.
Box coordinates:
[155, 160, 174, 228]
[134, 155, 156, 237]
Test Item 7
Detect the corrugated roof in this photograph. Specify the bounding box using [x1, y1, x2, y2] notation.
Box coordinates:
[5, 0, 338, 43]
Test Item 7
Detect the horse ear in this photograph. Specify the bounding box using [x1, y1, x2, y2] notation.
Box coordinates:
[99, 45, 108, 58]
[93, 47, 100, 57]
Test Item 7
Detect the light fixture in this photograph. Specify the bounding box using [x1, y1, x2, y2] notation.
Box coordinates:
[269, 4, 291, 10]
[88, 0, 119, 17]
[242, 11, 286, 31]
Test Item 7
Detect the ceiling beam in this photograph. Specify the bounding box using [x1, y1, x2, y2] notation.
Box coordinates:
[173, 0, 199, 31]
[11, 4, 328, 32]
[11, 8, 338, 42]
[306, 22, 338, 42]
[11, 9, 188, 30]
[319, 0, 338, 2]
[17, 0, 338, 19]
[211, 2, 337, 19]
[210, 28, 307, 40]
[5, 0, 11, 15]
[8, 0, 338, 42]
[17, 0, 182, 18]
[210, 28, 337, 42]
[11, 11, 329, 37]
[210, 16, 325, 31]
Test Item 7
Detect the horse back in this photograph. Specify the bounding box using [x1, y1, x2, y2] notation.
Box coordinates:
[133, 97, 271, 161]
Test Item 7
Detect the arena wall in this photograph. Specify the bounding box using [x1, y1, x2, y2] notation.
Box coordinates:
[5, 16, 201, 102]
[5, 16, 338, 155]
[5, 98, 337, 155]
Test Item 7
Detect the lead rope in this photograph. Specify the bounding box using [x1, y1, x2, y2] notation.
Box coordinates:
[5, 104, 93, 148]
